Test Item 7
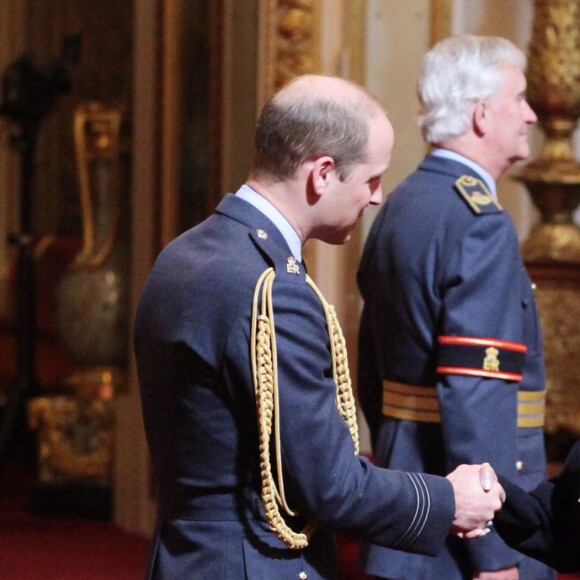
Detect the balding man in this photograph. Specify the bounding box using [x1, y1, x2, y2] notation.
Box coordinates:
[134, 74, 503, 579]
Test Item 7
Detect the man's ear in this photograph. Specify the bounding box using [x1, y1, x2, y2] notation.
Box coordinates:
[311, 156, 335, 196]
[473, 100, 487, 136]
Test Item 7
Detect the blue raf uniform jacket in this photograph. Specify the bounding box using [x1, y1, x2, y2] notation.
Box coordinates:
[134, 193, 457, 580]
[357, 154, 553, 579]
[495, 439, 580, 574]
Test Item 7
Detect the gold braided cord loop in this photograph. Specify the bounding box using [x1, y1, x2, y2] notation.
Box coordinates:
[251, 267, 359, 549]
[306, 275, 359, 455]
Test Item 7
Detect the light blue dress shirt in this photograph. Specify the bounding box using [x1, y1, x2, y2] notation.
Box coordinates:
[431, 148, 497, 200]
[236, 184, 303, 262]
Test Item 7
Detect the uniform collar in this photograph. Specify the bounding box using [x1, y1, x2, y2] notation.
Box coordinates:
[235, 185, 302, 262]
[215, 193, 293, 258]
[430, 149, 497, 200]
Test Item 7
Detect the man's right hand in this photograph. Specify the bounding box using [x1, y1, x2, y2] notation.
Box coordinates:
[446, 464, 505, 535]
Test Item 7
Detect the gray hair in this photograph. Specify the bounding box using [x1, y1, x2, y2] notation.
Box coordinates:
[418, 35, 527, 144]
[252, 76, 385, 181]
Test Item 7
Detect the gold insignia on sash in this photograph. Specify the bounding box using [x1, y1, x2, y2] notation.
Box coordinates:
[256, 229, 268, 239]
[455, 175, 502, 214]
[483, 346, 500, 372]
[286, 256, 300, 274]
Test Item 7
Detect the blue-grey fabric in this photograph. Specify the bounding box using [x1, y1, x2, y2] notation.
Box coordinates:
[496, 439, 580, 574]
[357, 154, 554, 579]
[135, 194, 456, 580]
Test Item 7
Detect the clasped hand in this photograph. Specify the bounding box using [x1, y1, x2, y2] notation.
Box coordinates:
[446, 462, 505, 539]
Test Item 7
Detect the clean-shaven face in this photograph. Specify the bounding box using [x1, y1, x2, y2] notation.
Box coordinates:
[323, 113, 394, 245]
[484, 65, 537, 170]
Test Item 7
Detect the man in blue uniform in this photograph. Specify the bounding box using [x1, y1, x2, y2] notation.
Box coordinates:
[357, 36, 554, 579]
[134, 74, 504, 579]
[495, 438, 580, 574]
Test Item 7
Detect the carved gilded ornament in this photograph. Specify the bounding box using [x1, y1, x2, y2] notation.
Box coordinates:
[520, 0, 580, 184]
[72, 102, 122, 271]
[28, 396, 114, 484]
[518, 0, 580, 439]
[522, 223, 580, 262]
[534, 283, 580, 435]
[517, 0, 580, 263]
[258, 0, 320, 107]
[527, 0, 580, 117]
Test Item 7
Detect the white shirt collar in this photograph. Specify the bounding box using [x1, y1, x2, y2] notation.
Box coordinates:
[431, 149, 497, 199]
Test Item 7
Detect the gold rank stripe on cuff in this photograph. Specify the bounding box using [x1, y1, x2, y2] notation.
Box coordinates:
[382, 381, 441, 423]
[382, 380, 546, 428]
[517, 390, 548, 428]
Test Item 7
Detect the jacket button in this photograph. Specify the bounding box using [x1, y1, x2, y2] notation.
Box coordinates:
[299, 572, 308, 579]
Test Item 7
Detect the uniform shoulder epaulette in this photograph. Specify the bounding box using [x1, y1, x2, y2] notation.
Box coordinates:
[249, 227, 306, 282]
[454, 175, 503, 215]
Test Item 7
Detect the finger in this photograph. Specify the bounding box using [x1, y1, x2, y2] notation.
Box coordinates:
[499, 484, 506, 504]
[479, 462, 495, 492]
[464, 526, 491, 539]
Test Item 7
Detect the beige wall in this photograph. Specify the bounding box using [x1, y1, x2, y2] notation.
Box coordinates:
[360, 0, 539, 242]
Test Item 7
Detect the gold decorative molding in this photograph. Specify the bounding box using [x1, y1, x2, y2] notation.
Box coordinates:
[257, 0, 321, 109]
[72, 102, 122, 271]
[430, 0, 452, 46]
[518, 0, 580, 440]
[517, 0, 580, 263]
[527, 0, 580, 168]
[533, 277, 580, 435]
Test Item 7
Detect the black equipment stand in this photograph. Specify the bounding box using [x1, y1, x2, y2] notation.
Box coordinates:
[0, 36, 80, 475]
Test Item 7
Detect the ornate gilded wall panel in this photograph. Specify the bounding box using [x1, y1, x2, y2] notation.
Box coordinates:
[518, 0, 580, 442]
[534, 279, 580, 435]
[28, 395, 114, 485]
[257, 0, 321, 108]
